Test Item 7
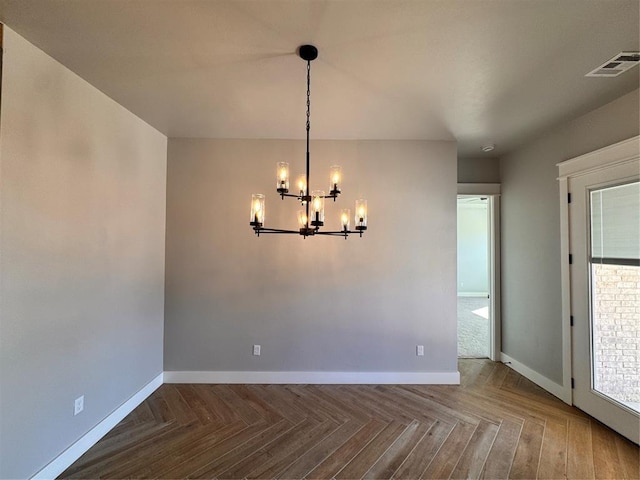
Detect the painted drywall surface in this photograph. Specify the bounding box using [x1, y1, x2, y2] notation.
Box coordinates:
[165, 139, 457, 374]
[457, 201, 488, 295]
[0, 28, 167, 479]
[500, 88, 639, 384]
[457, 157, 500, 183]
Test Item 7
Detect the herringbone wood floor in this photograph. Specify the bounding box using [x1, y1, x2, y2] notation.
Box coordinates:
[60, 360, 639, 479]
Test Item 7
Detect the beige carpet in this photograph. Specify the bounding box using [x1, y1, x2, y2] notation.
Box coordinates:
[457, 296, 490, 358]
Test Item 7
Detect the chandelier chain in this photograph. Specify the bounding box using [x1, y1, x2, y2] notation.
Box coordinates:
[306, 61, 311, 133]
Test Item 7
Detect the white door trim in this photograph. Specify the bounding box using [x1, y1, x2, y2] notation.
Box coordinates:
[489, 195, 501, 362]
[558, 176, 573, 404]
[557, 135, 640, 434]
[557, 136, 640, 179]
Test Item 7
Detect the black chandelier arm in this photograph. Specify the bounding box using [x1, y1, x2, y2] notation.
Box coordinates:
[252, 227, 299, 235]
[253, 225, 365, 238]
[252, 226, 319, 236]
[253, 227, 293, 237]
[315, 229, 365, 238]
[278, 192, 338, 201]
[278, 192, 302, 199]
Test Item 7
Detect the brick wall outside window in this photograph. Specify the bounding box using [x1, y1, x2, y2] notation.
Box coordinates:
[592, 264, 640, 404]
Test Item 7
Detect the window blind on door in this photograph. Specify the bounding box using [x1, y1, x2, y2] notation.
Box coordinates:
[590, 181, 639, 264]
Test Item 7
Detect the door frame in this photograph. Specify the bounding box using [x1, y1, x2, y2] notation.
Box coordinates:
[558, 136, 640, 412]
[457, 183, 501, 361]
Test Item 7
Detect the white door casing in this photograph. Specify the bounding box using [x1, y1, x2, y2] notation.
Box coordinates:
[558, 136, 640, 443]
[457, 183, 501, 361]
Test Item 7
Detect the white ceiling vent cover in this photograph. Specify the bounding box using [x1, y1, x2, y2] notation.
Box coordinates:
[586, 52, 640, 77]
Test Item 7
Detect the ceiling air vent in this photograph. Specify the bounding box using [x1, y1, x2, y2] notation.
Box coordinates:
[586, 52, 640, 77]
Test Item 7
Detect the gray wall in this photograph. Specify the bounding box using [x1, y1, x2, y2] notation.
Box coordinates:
[0, 28, 167, 479]
[165, 139, 458, 374]
[458, 157, 500, 183]
[500, 88, 639, 384]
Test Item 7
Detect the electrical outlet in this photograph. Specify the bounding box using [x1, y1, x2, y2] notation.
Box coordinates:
[74, 395, 84, 416]
[253, 344, 261, 356]
[416, 345, 424, 356]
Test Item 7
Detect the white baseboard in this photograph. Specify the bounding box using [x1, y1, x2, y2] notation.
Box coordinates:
[31, 373, 164, 480]
[164, 370, 460, 385]
[500, 353, 571, 404]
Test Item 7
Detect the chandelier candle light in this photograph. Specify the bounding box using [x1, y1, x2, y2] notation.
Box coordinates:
[249, 45, 368, 239]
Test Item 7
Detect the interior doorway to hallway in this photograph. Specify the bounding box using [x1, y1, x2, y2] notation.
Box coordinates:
[457, 196, 490, 358]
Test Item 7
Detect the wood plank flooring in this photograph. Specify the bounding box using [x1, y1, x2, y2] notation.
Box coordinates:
[59, 360, 639, 479]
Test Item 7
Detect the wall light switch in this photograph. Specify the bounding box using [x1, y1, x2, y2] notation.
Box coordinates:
[416, 345, 424, 356]
[253, 344, 261, 356]
[74, 395, 84, 416]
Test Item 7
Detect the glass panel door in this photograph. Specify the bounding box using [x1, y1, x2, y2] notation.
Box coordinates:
[569, 162, 640, 444]
[590, 182, 640, 414]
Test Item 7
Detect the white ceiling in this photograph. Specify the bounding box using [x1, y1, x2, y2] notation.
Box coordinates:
[1, 0, 638, 157]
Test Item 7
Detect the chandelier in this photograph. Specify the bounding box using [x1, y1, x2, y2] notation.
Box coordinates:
[250, 45, 368, 239]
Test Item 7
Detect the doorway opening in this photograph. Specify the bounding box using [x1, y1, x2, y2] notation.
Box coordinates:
[457, 196, 490, 358]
